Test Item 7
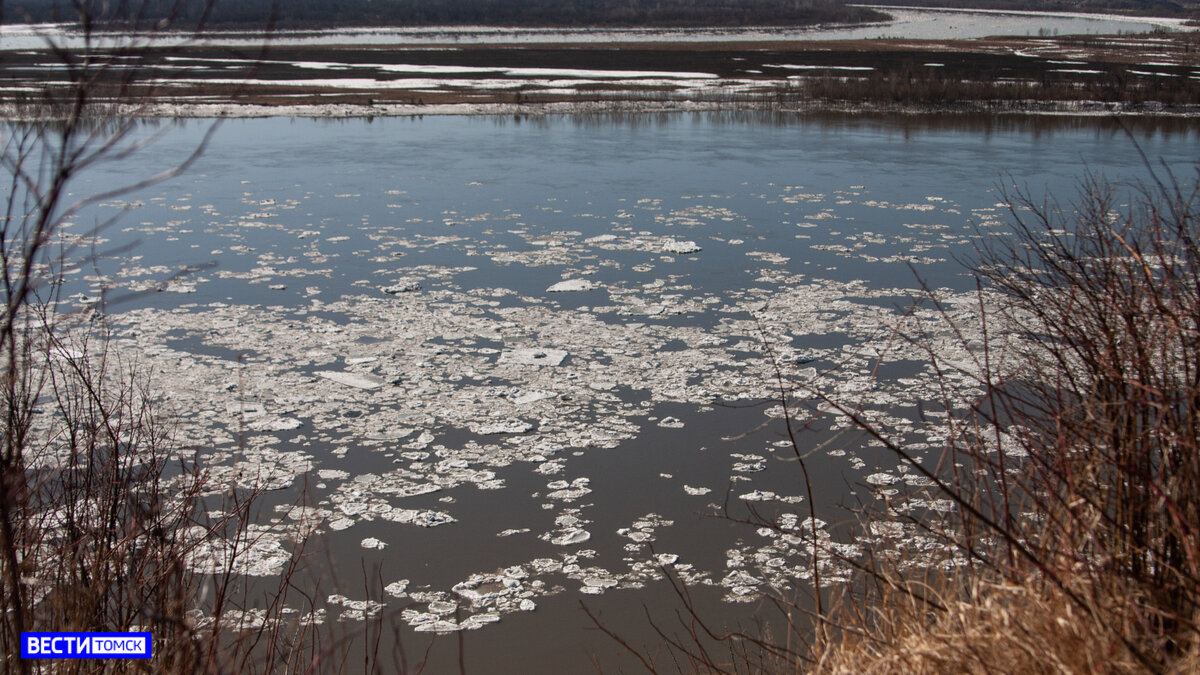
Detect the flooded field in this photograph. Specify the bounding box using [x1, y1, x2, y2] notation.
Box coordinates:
[46, 112, 1200, 671]
[5, 33, 1197, 112]
[4, 7, 1196, 115]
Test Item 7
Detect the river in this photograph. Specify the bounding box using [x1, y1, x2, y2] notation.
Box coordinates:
[35, 111, 1194, 671]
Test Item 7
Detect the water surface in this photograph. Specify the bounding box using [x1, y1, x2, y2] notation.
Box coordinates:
[36, 112, 1200, 672]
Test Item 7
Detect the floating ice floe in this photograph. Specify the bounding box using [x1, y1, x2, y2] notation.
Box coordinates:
[739, 490, 777, 501]
[381, 279, 421, 294]
[187, 525, 295, 577]
[427, 600, 458, 615]
[226, 401, 265, 418]
[410, 616, 460, 633]
[580, 576, 619, 595]
[473, 419, 534, 435]
[249, 416, 303, 432]
[551, 529, 591, 546]
[328, 594, 385, 620]
[547, 278, 597, 292]
[385, 509, 456, 527]
[545, 477, 591, 501]
[865, 472, 900, 486]
[509, 389, 556, 405]
[316, 370, 387, 389]
[721, 570, 763, 598]
[661, 239, 701, 255]
[732, 454, 766, 473]
[499, 348, 567, 366]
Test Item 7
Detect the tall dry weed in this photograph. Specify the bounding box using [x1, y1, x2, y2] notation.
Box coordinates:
[815, 163, 1200, 672]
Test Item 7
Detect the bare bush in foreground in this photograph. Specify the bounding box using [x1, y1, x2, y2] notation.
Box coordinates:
[812, 165, 1200, 673]
[594, 163, 1200, 673]
[0, 4, 370, 673]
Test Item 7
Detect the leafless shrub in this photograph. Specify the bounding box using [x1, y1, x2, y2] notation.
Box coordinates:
[811, 162, 1200, 672]
[593, 155, 1200, 672]
[0, 3, 422, 673]
[813, 576, 1147, 675]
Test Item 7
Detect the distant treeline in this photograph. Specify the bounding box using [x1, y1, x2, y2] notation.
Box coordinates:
[3, 0, 892, 28]
[869, 0, 1200, 19]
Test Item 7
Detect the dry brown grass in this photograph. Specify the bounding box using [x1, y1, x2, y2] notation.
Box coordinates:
[809, 163, 1200, 675]
[814, 577, 1165, 675]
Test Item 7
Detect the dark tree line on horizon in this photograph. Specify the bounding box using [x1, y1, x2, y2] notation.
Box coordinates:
[2, 0, 893, 28]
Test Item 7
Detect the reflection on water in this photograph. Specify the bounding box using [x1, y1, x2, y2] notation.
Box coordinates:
[510, 109, 1200, 139]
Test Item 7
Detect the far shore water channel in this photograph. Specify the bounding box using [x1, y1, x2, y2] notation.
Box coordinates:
[1, 6, 1189, 49]
[35, 110, 1197, 672]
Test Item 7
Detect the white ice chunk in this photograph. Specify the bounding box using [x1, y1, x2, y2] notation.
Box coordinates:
[510, 389, 556, 406]
[499, 348, 567, 366]
[547, 278, 597, 292]
[413, 619, 460, 633]
[249, 416, 303, 432]
[739, 490, 777, 501]
[552, 529, 591, 546]
[316, 370, 386, 389]
[474, 419, 534, 435]
[661, 239, 701, 255]
[461, 613, 501, 629]
[226, 401, 265, 418]
[427, 600, 457, 615]
[380, 279, 421, 294]
[384, 580, 409, 597]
